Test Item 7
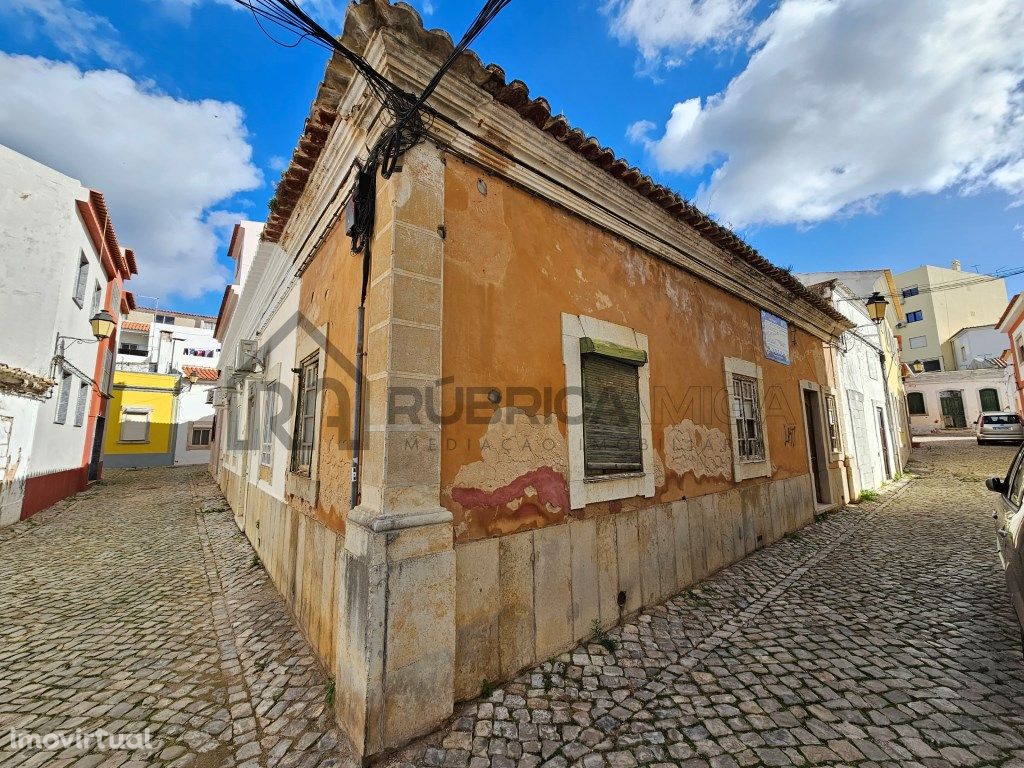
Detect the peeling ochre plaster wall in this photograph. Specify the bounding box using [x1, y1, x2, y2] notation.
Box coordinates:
[441, 155, 828, 544]
[296, 222, 362, 534]
[447, 407, 568, 539]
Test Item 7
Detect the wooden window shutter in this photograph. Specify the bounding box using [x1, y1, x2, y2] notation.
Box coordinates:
[74, 255, 89, 305]
[580, 339, 644, 477]
[74, 381, 89, 427]
[55, 371, 72, 424]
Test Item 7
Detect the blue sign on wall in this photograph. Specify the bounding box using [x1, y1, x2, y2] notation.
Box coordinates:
[761, 310, 790, 365]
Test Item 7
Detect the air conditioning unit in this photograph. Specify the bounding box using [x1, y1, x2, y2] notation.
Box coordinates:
[235, 339, 260, 373]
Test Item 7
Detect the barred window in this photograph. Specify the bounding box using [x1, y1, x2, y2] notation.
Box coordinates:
[824, 394, 841, 453]
[291, 356, 318, 474]
[906, 392, 926, 415]
[732, 374, 764, 462]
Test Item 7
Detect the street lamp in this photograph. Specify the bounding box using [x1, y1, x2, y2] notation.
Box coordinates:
[89, 309, 116, 340]
[866, 292, 888, 324]
[911, 359, 924, 374]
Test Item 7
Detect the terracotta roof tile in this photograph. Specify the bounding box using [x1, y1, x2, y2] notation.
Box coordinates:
[121, 321, 150, 332]
[266, 0, 848, 328]
[183, 366, 219, 382]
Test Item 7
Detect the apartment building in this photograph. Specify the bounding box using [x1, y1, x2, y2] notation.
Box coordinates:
[893, 261, 1008, 372]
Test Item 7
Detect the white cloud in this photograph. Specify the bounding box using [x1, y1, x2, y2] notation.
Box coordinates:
[0, 0, 129, 65]
[638, 0, 1024, 228]
[0, 55, 262, 301]
[626, 119, 656, 144]
[605, 0, 756, 66]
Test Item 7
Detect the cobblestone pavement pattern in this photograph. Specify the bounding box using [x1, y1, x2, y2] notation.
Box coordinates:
[0, 466, 353, 768]
[384, 440, 1024, 768]
[3, 442, 1024, 768]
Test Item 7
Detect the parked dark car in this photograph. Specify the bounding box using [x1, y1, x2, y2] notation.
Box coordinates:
[988, 444, 1024, 637]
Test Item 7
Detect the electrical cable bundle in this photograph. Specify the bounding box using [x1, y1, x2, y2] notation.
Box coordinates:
[236, 0, 512, 266]
[236, 0, 510, 177]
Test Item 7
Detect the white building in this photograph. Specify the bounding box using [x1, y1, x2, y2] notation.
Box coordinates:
[213, 221, 263, 345]
[803, 278, 904, 497]
[950, 325, 1010, 369]
[211, 223, 296, 536]
[113, 306, 220, 467]
[0, 144, 136, 525]
[905, 364, 1017, 433]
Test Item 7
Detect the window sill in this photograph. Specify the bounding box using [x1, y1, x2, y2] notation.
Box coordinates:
[286, 471, 318, 507]
[732, 458, 772, 482]
[72, 298, 84, 308]
[584, 471, 644, 483]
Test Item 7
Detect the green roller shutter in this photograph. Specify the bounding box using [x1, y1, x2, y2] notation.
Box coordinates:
[581, 352, 643, 476]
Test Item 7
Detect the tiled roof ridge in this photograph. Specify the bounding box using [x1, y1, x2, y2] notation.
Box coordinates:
[264, 0, 847, 327]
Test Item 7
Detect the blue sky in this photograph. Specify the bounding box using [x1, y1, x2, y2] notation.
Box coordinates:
[1, 0, 1022, 316]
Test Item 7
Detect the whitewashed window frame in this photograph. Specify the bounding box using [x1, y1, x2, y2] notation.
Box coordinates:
[562, 312, 655, 510]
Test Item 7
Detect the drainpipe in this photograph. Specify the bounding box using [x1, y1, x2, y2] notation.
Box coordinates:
[349, 304, 365, 509]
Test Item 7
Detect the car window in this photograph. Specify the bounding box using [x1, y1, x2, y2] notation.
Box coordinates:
[1009, 448, 1024, 507]
[984, 414, 1022, 425]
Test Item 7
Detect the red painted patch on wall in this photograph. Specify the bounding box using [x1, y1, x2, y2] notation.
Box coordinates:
[21, 466, 89, 520]
[451, 465, 570, 514]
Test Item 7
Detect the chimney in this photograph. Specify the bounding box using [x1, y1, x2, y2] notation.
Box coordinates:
[951, 259, 962, 271]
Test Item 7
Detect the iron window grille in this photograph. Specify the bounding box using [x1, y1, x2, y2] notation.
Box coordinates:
[732, 374, 765, 462]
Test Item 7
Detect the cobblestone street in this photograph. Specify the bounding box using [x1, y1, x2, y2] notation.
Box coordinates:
[2, 441, 1024, 768]
[0, 467, 351, 768]
[386, 439, 1024, 768]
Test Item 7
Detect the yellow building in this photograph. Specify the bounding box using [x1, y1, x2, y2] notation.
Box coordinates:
[103, 371, 177, 468]
[894, 261, 1009, 372]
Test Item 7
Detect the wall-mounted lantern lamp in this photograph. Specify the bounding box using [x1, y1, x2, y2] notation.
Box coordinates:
[911, 359, 924, 374]
[866, 292, 888, 325]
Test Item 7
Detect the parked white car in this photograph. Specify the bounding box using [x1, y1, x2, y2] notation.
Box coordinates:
[977, 412, 1024, 445]
[988, 445, 1024, 640]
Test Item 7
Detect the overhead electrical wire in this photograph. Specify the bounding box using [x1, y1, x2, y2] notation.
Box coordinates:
[237, 0, 513, 508]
